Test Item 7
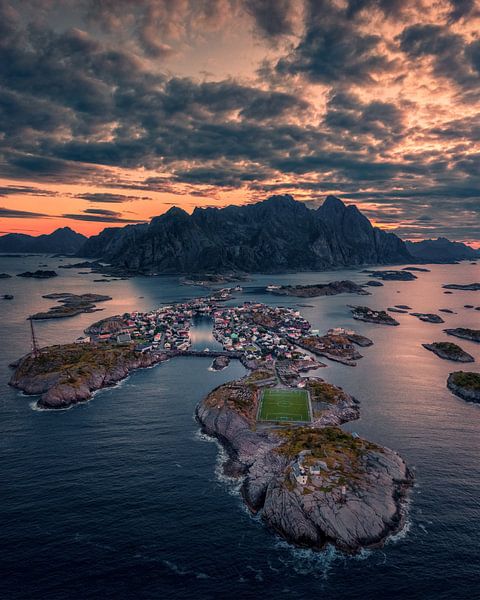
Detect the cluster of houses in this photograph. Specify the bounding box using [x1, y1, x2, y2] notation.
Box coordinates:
[212, 303, 313, 360]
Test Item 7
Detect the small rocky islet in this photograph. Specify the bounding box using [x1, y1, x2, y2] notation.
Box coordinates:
[267, 280, 370, 298]
[17, 270, 58, 279]
[422, 342, 474, 363]
[442, 283, 480, 291]
[349, 305, 399, 326]
[444, 328, 480, 343]
[363, 269, 417, 281]
[30, 293, 112, 320]
[410, 313, 445, 324]
[447, 372, 480, 403]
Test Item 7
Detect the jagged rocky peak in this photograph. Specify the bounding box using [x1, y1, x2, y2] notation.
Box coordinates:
[77, 194, 412, 273]
[320, 195, 347, 212]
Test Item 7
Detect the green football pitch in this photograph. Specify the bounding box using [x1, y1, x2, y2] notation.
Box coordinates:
[257, 388, 311, 422]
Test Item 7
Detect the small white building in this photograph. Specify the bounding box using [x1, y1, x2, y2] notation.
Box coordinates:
[292, 463, 308, 485]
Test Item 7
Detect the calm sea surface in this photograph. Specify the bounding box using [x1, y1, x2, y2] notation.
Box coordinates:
[0, 255, 479, 600]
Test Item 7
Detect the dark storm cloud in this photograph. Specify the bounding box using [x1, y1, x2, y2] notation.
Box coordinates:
[0, 207, 50, 218]
[0, 0, 479, 242]
[324, 92, 406, 146]
[62, 212, 146, 223]
[398, 24, 479, 91]
[78, 193, 149, 203]
[448, 0, 478, 22]
[243, 0, 298, 37]
[0, 185, 53, 196]
[275, 0, 393, 84]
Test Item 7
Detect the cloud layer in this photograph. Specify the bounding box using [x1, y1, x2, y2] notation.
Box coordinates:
[0, 0, 479, 242]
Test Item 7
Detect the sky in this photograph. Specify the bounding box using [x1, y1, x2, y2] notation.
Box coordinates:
[0, 0, 479, 245]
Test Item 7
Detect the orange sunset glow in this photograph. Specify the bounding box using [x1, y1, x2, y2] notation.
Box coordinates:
[0, 0, 479, 245]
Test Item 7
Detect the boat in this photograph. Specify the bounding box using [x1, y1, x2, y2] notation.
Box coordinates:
[2, 294, 14, 300]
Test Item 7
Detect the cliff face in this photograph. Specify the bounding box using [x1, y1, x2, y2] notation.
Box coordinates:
[78, 195, 412, 273]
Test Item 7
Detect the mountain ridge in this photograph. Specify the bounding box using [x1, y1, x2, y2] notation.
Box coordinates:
[0, 227, 87, 254]
[77, 195, 413, 274]
[406, 237, 480, 262]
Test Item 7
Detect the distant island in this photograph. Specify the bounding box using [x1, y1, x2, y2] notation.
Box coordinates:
[364, 269, 417, 281]
[30, 293, 112, 320]
[406, 238, 480, 263]
[266, 280, 369, 298]
[442, 283, 480, 291]
[0, 227, 86, 255]
[17, 270, 58, 279]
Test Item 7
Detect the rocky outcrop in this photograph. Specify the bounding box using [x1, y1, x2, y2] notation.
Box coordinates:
[196, 380, 412, 554]
[77, 195, 412, 274]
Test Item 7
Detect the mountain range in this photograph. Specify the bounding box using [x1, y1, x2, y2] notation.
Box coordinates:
[0, 227, 87, 254]
[78, 195, 412, 274]
[405, 238, 480, 262]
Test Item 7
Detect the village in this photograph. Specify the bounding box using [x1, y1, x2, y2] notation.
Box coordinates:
[75, 287, 369, 379]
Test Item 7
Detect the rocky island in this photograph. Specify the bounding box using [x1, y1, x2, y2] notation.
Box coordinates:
[422, 342, 474, 363]
[364, 270, 417, 281]
[442, 283, 480, 291]
[0, 272, 11, 278]
[410, 313, 444, 324]
[350, 306, 399, 326]
[447, 372, 480, 403]
[30, 293, 112, 320]
[196, 376, 412, 553]
[17, 270, 58, 279]
[9, 343, 166, 409]
[444, 328, 480, 343]
[267, 280, 369, 298]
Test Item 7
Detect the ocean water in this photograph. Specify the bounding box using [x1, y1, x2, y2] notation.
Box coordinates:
[0, 255, 479, 600]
